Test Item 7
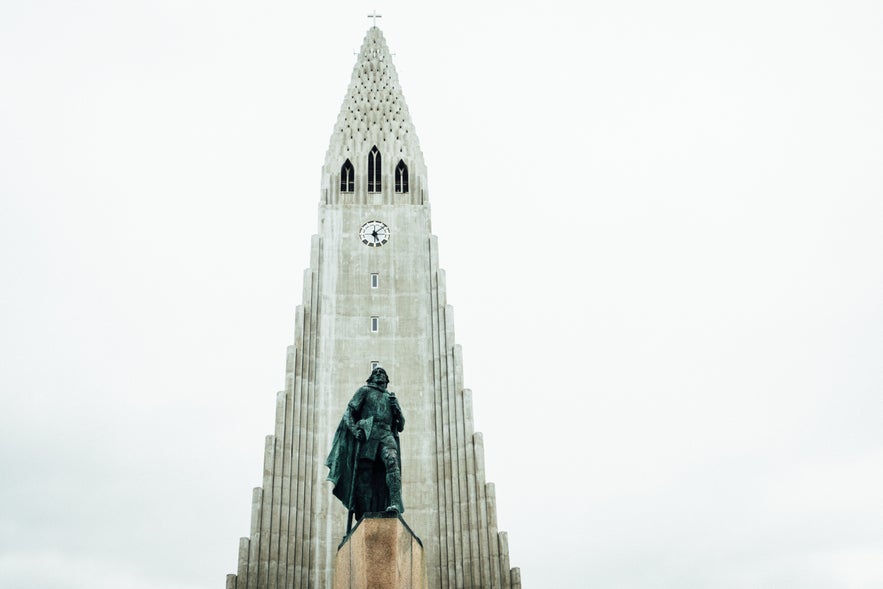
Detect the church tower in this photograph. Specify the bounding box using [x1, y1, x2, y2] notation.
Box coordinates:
[226, 26, 521, 589]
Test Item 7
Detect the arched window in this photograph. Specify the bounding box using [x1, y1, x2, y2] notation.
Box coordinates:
[340, 159, 354, 192]
[368, 146, 381, 193]
[395, 160, 409, 193]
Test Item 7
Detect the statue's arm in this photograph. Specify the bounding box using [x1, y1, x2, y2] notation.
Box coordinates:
[391, 394, 405, 432]
[343, 406, 357, 433]
[344, 388, 366, 437]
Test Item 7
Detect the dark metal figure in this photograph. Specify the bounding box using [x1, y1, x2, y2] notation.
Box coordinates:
[326, 367, 405, 534]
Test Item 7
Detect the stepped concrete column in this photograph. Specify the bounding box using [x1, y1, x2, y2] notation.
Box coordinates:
[333, 513, 427, 589]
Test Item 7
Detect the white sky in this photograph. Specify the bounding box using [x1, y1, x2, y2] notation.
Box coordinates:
[2, 1, 882, 588]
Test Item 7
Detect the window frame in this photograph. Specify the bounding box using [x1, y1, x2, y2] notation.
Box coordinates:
[368, 147, 381, 193]
[395, 160, 409, 193]
[340, 159, 355, 192]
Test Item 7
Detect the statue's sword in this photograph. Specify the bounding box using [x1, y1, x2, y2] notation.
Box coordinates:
[345, 416, 374, 536]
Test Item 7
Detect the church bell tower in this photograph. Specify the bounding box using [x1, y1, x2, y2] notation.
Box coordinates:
[225, 26, 521, 589]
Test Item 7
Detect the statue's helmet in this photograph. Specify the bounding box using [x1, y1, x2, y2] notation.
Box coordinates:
[368, 366, 389, 384]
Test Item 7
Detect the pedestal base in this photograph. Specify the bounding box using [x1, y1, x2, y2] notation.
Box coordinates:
[333, 512, 427, 589]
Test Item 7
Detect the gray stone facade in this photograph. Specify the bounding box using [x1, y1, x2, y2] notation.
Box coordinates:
[226, 27, 520, 589]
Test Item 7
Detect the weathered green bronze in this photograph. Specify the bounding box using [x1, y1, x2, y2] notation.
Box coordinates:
[325, 367, 405, 535]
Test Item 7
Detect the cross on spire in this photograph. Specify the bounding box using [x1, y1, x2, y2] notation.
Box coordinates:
[368, 11, 382, 27]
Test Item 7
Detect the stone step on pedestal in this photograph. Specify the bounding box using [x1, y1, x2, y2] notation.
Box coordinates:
[333, 512, 427, 589]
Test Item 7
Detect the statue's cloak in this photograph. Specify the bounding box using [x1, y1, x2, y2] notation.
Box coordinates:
[325, 417, 358, 511]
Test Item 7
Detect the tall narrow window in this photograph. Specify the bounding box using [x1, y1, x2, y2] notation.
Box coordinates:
[395, 160, 409, 193]
[340, 159, 354, 192]
[371, 273, 379, 288]
[368, 146, 381, 193]
[370, 316, 379, 332]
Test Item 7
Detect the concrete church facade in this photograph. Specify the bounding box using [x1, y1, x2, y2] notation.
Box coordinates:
[225, 26, 521, 589]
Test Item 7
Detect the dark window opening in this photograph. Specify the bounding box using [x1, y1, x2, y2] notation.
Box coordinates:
[368, 146, 381, 193]
[340, 159, 354, 192]
[395, 160, 409, 193]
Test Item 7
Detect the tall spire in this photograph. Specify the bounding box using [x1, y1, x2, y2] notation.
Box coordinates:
[322, 27, 426, 204]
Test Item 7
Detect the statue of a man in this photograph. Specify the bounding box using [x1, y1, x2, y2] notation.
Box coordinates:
[325, 367, 405, 526]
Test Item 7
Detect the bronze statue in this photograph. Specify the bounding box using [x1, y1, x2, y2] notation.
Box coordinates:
[325, 367, 405, 532]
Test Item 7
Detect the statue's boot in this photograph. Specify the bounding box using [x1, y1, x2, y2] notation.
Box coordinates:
[385, 468, 403, 513]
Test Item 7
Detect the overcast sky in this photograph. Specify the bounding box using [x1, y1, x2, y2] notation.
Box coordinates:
[2, 1, 882, 588]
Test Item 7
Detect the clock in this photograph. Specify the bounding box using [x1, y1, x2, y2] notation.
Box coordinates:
[359, 220, 390, 247]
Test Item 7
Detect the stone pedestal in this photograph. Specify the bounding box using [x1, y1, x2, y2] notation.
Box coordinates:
[333, 512, 427, 589]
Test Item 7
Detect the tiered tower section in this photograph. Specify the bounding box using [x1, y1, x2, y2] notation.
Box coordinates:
[321, 29, 427, 207]
[226, 27, 521, 589]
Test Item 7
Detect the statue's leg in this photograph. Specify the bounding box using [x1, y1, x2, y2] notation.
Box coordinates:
[354, 459, 375, 520]
[382, 446, 402, 513]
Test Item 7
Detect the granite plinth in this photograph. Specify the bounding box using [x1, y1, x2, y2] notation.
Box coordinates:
[333, 512, 427, 589]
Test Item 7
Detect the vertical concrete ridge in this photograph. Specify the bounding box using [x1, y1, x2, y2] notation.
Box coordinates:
[290, 305, 308, 588]
[281, 338, 297, 585]
[439, 302, 459, 587]
[510, 567, 522, 589]
[460, 387, 480, 586]
[247, 487, 262, 589]
[433, 268, 461, 586]
[444, 306, 466, 587]
[452, 337, 472, 584]
[464, 429, 485, 588]
[267, 393, 286, 587]
[258, 435, 276, 587]
[276, 388, 294, 588]
[236, 537, 249, 588]
[304, 262, 321, 588]
[498, 531, 512, 589]
[485, 483, 501, 588]
[428, 236, 451, 588]
[473, 433, 493, 588]
[461, 376, 482, 584]
[448, 336, 471, 586]
[296, 268, 314, 588]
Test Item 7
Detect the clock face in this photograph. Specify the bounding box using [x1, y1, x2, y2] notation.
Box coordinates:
[359, 220, 390, 247]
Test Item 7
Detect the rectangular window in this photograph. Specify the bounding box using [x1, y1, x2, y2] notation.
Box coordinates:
[371, 273, 379, 288]
[371, 316, 379, 332]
